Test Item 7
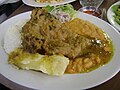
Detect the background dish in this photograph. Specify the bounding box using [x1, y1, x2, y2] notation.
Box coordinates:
[107, 1, 120, 31]
[0, 11, 120, 90]
[22, 0, 76, 7]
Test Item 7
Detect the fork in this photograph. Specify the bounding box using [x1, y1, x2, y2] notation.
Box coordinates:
[101, 8, 107, 21]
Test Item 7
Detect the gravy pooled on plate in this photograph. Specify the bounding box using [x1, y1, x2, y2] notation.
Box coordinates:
[65, 18, 113, 73]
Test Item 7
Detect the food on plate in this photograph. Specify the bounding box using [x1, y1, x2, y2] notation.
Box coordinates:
[45, 4, 77, 23]
[64, 18, 107, 41]
[21, 8, 107, 59]
[35, 0, 64, 3]
[9, 48, 69, 76]
[112, 4, 120, 25]
[64, 18, 113, 73]
[4, 5, 114, 76]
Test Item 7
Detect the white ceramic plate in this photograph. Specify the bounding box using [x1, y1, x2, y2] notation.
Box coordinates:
[107, 1, 120, 31]
[0, 11, 120, 90]
[22, 0, 76, 7]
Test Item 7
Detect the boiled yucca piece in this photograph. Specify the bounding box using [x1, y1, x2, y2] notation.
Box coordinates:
[9, 49, 69, 76]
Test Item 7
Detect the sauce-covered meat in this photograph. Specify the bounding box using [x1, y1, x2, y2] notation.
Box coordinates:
[21, 8, 113, 74]
[22, 9, 95, 58]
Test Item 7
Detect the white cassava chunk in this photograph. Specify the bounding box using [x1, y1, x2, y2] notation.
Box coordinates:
[9, 50, 69, 76]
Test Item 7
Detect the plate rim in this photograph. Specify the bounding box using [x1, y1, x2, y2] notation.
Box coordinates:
[22, 0, 76, 7]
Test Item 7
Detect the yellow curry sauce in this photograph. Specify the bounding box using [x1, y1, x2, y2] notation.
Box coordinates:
[65, 18, 114, 73]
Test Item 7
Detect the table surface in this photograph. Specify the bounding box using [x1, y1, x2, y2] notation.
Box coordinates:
[1, 0, 120, 90]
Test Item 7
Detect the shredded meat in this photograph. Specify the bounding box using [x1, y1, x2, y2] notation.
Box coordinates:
[21, 8, 102, 59]
[43, 28, 92, 58]
[21, 8, 61, 53]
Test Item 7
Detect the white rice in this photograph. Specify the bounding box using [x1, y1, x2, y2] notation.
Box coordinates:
[4, 20, 28, 54]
